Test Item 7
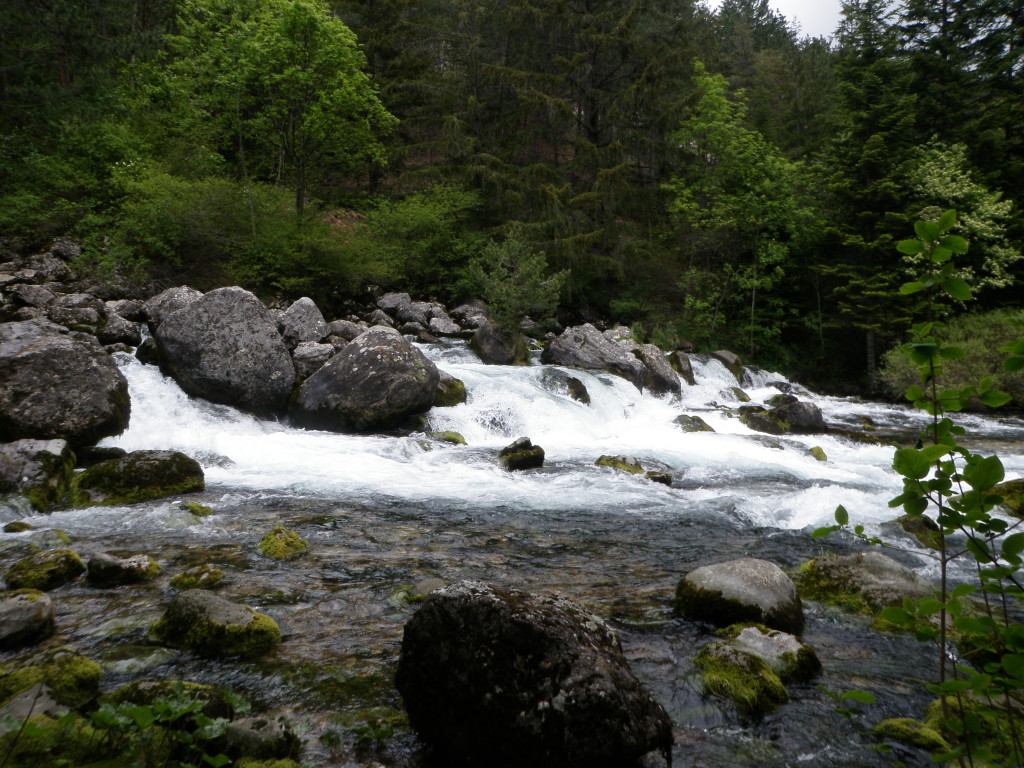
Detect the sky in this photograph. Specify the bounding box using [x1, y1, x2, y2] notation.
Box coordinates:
[707, 0, 845, 40]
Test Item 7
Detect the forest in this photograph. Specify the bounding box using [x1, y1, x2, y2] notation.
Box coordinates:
[1, 0, 1022, 391]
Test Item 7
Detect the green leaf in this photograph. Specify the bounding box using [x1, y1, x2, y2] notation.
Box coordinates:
[905, 384, 925, 401]
[978, 389, 1011, 408]
[951, 583, 976, 598]
[1003, 532, 1024, 557]
[880, 606, 914, 626]
[1004, 356, 1024, 372]
[835, 505, 849, 525]
[903, 496, 928, 515]
[937, 209, 957, 232]
[128, 705, 157, 731]
[939, 234, 968, 253]
[811, 525, 839, 539]
[908, 342, 938, 364]
[893, 448, 931, 480]
[964, 455, 1004, 491]
[841, 689, 876, 704]
[915, 220, 940, 242]
[920, 444, 950, 462]
[916, 597, 945, 616]
[939, 346, 965, 360]
[930, 245, 952, 263]
[899, 281, 926, 295]
[896, 239, 923, 255]
[941, 277, 972, 301]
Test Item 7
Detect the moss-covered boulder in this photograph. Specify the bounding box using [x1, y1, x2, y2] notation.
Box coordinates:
[0, 439, 75, 511]
[69, 450, 204, 506]
[674, 414, 714, 433]
[429, 431, 466, 445]
[676, 558, 804, 634]
[184, 500, 215, 517]
[258, 526, 308, 561]
[0, 647, 102, 709]
[433, 371, 467, 407]
[872, 718, 950, 754]
[693, 643, 788, 718]
[170, 564, 225, 590]
[992, 478, 1024, 516]
[646, 471, 672, 486]
[896, 513, 942, 550]
[721, 624, 821, 683]
[3, 521, 34, 533]
[106, 679, 237, 719]
[497, 437, 544, 471]
[4, 548, 85, 591]
[86, 552, 161, 587]
[0, 589, 54, 650]
[595, 455, 645, 475]
[710, 350, 744, 384]
[796, 551, 935, 615]
[150, 589, 281, 658]
[810, 446, 828, 462]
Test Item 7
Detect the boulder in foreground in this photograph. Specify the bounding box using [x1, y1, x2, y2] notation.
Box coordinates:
[150, 589, 281, 658]
[396, 580, 672, 768]
[69, 450, 204, 507]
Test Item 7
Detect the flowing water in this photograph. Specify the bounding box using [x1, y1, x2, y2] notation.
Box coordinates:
[4, 342, 1024, 767]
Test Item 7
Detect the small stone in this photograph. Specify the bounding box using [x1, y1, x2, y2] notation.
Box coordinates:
[810, 446, 828, 462]
[169, 564, 225, 590]
[595, 455, 644, 475]
[497, 437, 544, 471]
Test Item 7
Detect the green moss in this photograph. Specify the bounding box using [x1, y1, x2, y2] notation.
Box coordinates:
[729, 387, 751, 403]
[873, 718, 950, 753]
[794, 556, 916, 631]
[428, 431, 466, 445]
[150, 604, 282, 658]
[3, 521, 34, 533]
[992, 478, 1024, 517]
[595, 455, 644, 474]
[68, 451, 204, 507]
[258, 525, 309, 561]
[169, 564, 225, 590]
[0, 648, 102, 709]
[4, 548, 86, 591]
[694, 644, 788, 718]
[184, 500, 214, 517]
[809, 446, 828, 462]
[235, 759, 301, 768]
[433, 376, 467, 407]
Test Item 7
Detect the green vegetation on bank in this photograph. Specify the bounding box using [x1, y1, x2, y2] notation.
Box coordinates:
[1, 0, 1021, 390]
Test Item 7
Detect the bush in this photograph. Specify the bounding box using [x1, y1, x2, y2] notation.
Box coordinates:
[879, 308, 1024, 407]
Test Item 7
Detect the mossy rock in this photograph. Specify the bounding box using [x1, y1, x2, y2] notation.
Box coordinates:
[809, 446, 827, 462]
[87, 552, 161, 587]
[896, 513, 942, 550]
[170, 564, 225, 590]
[184, 500, 215, 517]
[150, 589, 282, 658]
[3, 521, 34, 533]
[0, 589, 54, 650]
[566, 376, 590, 405]
[728, 387, 751, 403]
[694, 643, 788, 718]
[0, 647, 102, 709]
[258, 525, 309, 561]
[992, 478, 1024, 516]
[106, 679, 236, 719]
[428, 431, 466, 445]
[645, 471, 672, 486]
[673, 414, 714, 433]
[68, 450, 205, 507]
[595, 455, 644, 475]
[433, 374, 467, 407]
[737, 406, 787, 435]
[4, 548, 85, 591]
[717, 624, 821, 683]
[872, 718, 950, 754]
[497, 437, 544, 471]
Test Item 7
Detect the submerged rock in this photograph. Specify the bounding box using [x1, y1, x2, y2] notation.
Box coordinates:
[0, 319, 130, 446]
[150, 589, 281, 658]
[676, 558, 804, 634]
[498, 437, 545, 470]
[292, 326, 439, 432]
[4, 549, 86, 591]
[169, 564, 225, 590]
[0, 590, 55, 650]
[86, 552, 161, 587]
[155, 286, 296, 414]
[0, 439, 75, 511]
[395, 580, 673, 768]
[69, 450, 204, 506]
[674, 414, 714, 433]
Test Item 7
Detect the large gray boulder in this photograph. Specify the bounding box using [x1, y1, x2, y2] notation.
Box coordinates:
[633, 344, 682, 397]
[676, 558, 804, 634]
[470, 317, 522, 365]
[155, 287, 296, 414]
[47, 293, 105, 328]
[396, 581, 672, 768]
[277, 296, 327, 350]
[0, 319, 130, 446]
[0, 439, 75, 511]
[0, 590, 55, 650]
[541, 324, 646, 390]
[142, 285, 203, 329]
[291, 326, 439, 432]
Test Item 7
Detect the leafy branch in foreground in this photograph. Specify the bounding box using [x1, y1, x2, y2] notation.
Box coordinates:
[813, 209, 1024, 766]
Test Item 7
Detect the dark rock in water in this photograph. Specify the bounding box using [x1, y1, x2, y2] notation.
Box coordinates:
[567, 376, 590, 404]
[4, 548, 86, 591]
[69, 450, 204, 507]
[498, 437, 544, 470]
[674, 414, 714, 433]
[632, 343, 682, 397]
[540, 368, 590, 404]
[710, 349, 744, 384]
[0, 439, 75, 511]
[738, 397, 826, 435]
[896, 513, 942, 550]
[155, 287, 296, 414]
[277, 296, 327, 350]
[86, 552, 161, 587]
[292, 326, 439, 432]
[434, 370, 467, 407]
[646, 471, 672, 486]
[596, 455, 644, 474]
[141, 285, 203, 328]
[541, 324, 645, 390]
[75, 445, 127, 467]
[676, 558, 804, 634]
[738, 405, 785, 435]
[669, 350, 696, 386]
[150, 589, 281, 658]
[470, 317, 523, 365]
[0, 590, 55, 650]
[0, 319, 130, 446]
[395, 580, 673, 768]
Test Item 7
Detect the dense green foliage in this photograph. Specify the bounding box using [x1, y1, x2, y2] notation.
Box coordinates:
[1, 0, 1020, 388]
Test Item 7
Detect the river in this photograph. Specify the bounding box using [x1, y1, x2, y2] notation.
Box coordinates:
[4, 341, 1024, 767]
